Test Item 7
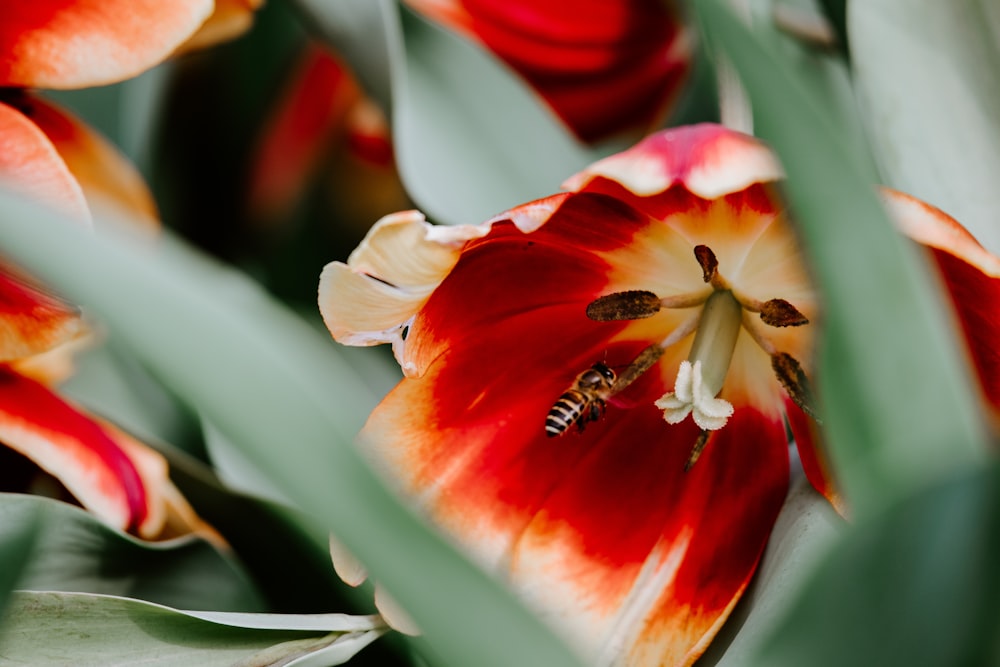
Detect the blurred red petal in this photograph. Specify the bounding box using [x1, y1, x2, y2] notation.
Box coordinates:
[0, 369, 147, 534]
[0, 266, 84, 362]
[406, 0, 691, 142]
[27, 95, 159, 230]
[0, 98, 90, 221]
[248, 44, 360, 220]
[0, 0, 214, 88]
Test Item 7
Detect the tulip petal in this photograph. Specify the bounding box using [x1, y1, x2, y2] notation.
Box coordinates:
[563, 123, 783, 201]
[404, 0, 691, 142]
[0, 99, 89, 221]
[0, 266, 84, 363]
[176, 0, 263, 54]
[26, 95, 159, 230]
[0, 0, 214, 88]
[0, 369, 147, 534]
[883, 189, 1000, 424]
[344, 189, 792, 663]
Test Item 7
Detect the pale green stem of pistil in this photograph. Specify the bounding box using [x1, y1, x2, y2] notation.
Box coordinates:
[655, 290, 742, 431]
[686, 290, 743, 395]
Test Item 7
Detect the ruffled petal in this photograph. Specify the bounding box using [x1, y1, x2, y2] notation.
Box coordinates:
[405, 0, 691, 143]
[0, 98, 90, 221]
[0, 0, 214, 88]
[563, 123, 783, 201]
[319, 210, 489, 371]
[175, 0, 263, 54]
[26, 95, 159, 230]
[0, 265, 85, 362]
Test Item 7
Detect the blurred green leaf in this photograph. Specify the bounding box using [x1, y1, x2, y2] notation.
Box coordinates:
[0, 591, 384, 667]
[0, 505, 41, 619]
[289, 0, 393, 110]
[296, 0, 604, 225]
[0, 494, 262, 612]
[699, 476, 843, 666]
[0, 194, 583, 667]
[815, 0, 848, 53]
[759, 463, 1000, 666]
[62, 340, 203, 457]
[391, 4, 599, 225]
[850, 0, 1000, 253]
[748, 0, 875, 182]
[695, 0, 989, 517]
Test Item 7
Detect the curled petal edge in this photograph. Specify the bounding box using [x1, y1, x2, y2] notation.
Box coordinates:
[562, 123, 783, 199]
[319, 195, 570, 374]
[881, 187, 1000, 278]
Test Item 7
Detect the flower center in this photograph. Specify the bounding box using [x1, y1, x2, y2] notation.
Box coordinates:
[587, 244, 817, 468]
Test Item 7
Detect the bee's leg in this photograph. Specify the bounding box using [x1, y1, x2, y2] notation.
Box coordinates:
[590, 400, 606, 421]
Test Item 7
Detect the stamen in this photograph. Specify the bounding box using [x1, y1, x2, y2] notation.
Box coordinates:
[771, 352, 821, 422]
[612, 344, 665, 395]
[759, 299, 809, 327]
[693, 245, 718, 283]
[685, 430, 711, 472]
[587, 290, 662, 321]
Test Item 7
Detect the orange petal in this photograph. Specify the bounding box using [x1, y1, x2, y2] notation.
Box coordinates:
[97, 419, 223, 543]
[0, 0, 214, 88]
[0, 265, 85, 363]
[0, 98, 90, 222]
[27, 95, 159, 230]
[177, 0, 264, 54]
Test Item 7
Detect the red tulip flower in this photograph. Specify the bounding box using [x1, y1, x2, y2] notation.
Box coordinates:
[319, 123, 1000, 664]
[404, 0, 692, 143]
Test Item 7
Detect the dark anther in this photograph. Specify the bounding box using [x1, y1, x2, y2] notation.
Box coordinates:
[612, 344, 665, 395]
[586, 290, 662, 321]
[400, 325, 409, 341]
[771, 352, 821, 422]
[685, 430, 711, 472]
[760, 299, 809, 327]
[693, 245, 718, 283]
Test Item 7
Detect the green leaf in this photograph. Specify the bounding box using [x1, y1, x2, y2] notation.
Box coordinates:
[0, 591, 384, 667]
[850, 0, 1000, 253]
[0, 505, 41, 619]
[747, 0, 875, 182]
[288, 0, 393, 111]
[0, 194, 583, 667]
[0, 494, 263, 612]
[694, 1, 990, 517]
[294, 0, 604, 226]
[699, 477, 843, 666]
[758, 463, 1000, 666]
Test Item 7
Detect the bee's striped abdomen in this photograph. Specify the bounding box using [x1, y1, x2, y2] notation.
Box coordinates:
[546, 390, 587, 437]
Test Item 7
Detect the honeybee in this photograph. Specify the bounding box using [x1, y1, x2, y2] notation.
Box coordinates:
[545, 363, 617, 437]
